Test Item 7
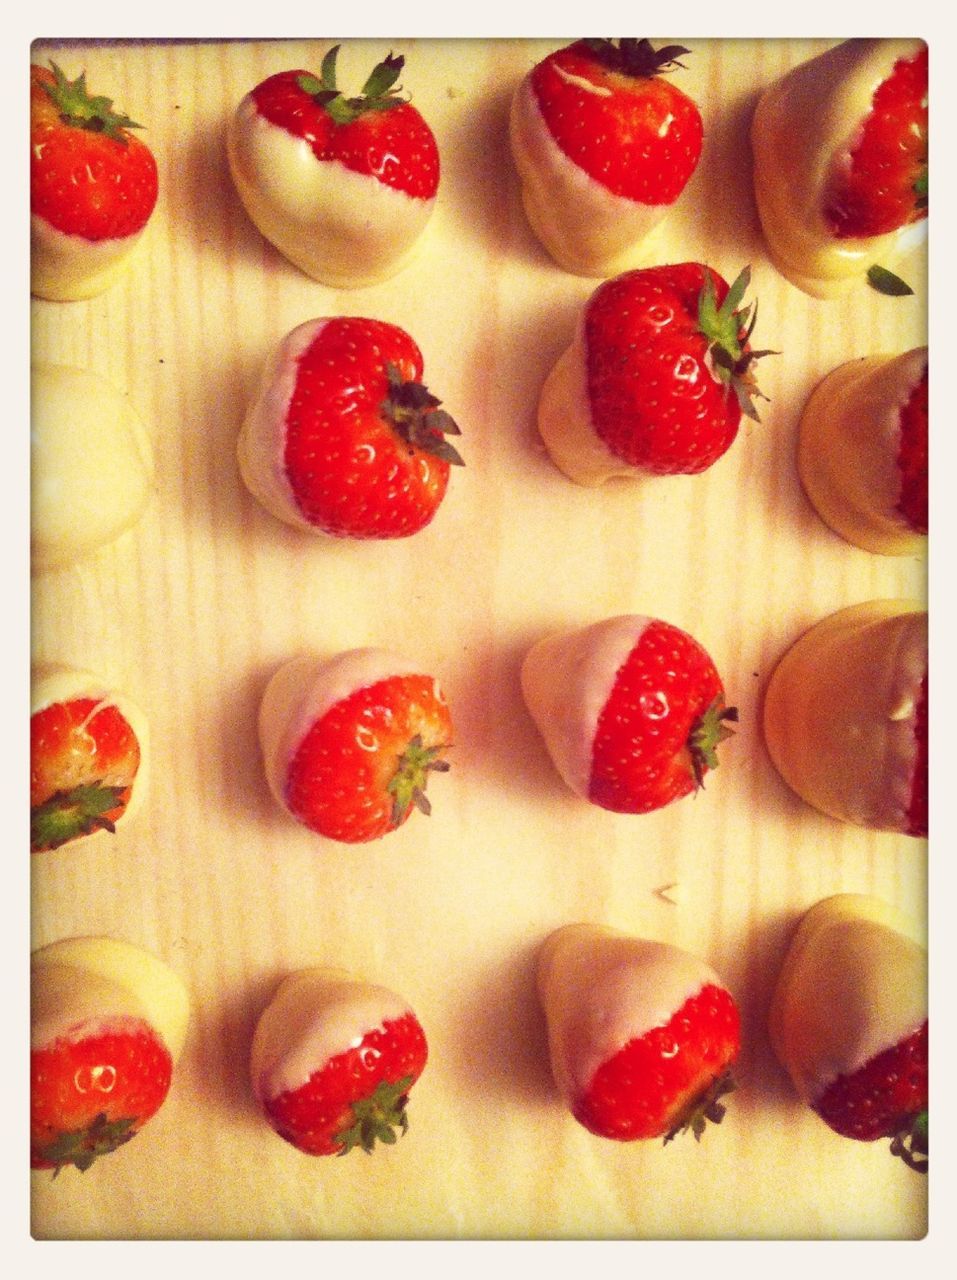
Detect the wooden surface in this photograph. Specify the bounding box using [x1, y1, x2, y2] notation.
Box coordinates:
[31, 37, 927, 1240]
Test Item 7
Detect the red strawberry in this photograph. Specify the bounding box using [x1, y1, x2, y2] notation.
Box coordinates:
[538, 263, 773, 485]
[538, 925, 741, 1143]
[31, 62, 158, 299]
[824, 46, 927, 239]
[769, 895, 927, 1172]
[259, 649, 453, 844]
[239, 317, 463, 541]
[521, 615, 736, 815]
[227, 46, 439, 287]
[250, 968, 428, 1157]
[31, 670, 146, 854]
[510, 39, 702, 275]
[897, 360, 928, 534]
[906, 673, 928, 839]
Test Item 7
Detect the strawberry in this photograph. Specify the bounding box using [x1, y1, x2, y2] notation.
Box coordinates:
[31, 62, 158, 300]
[824, 46, 927, 239]
[227, 46, 439, 287]
[897, 359, 928, 535]
[521, 615, 735, 815]
[538, 263, 773, 486]
[31, 668, 147, 854]
[259, 649, 453, 844]
[510, 39, 703, 276]
[769, 895, 927, 1172]
[250, 968, 428, 1157]
[538, 925, 741, 1143]
[239, 317, 462, 540]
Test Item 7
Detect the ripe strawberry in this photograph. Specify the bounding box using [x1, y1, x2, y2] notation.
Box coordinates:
[824, 46, 927, 239]
[238, 317, 463, 540]
[31, 673, 145, 854]
[538, 925, 741, 1143]
[510, 39, 702, 275]
[227, 46, 439, 287]
[259, 649, 453, 844]
[31, 62, 158, 299]
[897, 361, 928, 534]
[251, 968, 428, 1157]
[31, 1020, 173, 1174]
[521, 615, 736, 815]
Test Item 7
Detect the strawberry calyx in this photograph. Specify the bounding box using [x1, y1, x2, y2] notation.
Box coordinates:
[582, 38, 692, 79]
[30, 781, 127, 853]
[687, 697, 738, 789]
[889, 1109, 928, 1174]
[41, 1112, 138, 1176]
[297, 46, 409, 126]
[335, 1075, 413, 1155]
[381, 362, 465, 467]
[40, 61, 144, 144]
[386, 734, 452, 826]
[698, 266, 777, 422]
[662, 1069, 736, 1145]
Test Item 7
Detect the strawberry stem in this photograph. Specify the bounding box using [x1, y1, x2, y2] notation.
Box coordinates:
[663, 1069, 736, 1145]
[697, 266, 777, 422]
[41, 62, 143, 144]
[582, 38, 692, 79]
[335, 1076, 413, 1156]
[687, 697, 738, 789]
[386, 734, 452, 827]
[381, 362, 465, 467]
[889, 1109, 928, 1173]
[297, 47, 409, 126]
[41, 1112, 138, 1175]
[31, 781, 127, 853]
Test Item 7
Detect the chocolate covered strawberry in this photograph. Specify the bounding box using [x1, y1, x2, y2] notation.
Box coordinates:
[538, 262, 772, 486]
[538, 924, 740, 1142]
[227, 46, 439, 287]
[259, 649, 453, 844]
[238, 317, 463, 540]
[510, 39, 703, 276]
[770, 895, 927, 1171]
[31, 667, 149, 854]
[31, 62, 158, 301]
[251, 967, 428, 1156]
[521, 615, 735, 814]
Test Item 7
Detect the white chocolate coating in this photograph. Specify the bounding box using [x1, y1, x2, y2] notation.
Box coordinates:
[31, 213, 147, 302]
[227, 96, 435, 288]
[763, 601, 926, 831]
[258, 648, 426, 818]
[250, 967, 413, 1103]
[32, 936, 190, 1062]
[31, 364, 154, 573]
[537, 924, 720, 1105]
[509, 74, 668, 278]
[237, 319, 329, 533]
[799, 349, 927, 555]
[521, 617, 650, 798]
[769, 895, 926, 1105]
[31, 664, 151, 832]
[751, 39, 926, 298]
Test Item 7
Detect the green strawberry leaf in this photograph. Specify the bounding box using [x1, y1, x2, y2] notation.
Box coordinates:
[867, 265, 915, 296]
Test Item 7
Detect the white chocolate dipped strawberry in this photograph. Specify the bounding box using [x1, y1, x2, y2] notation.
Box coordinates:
[31, 364, 154, 573]
[509, 39, 703, 277]
[769, 895, 927, 1171]
[537, 924, 740, 1142]
[259, 649, 453, 844]
[521, 615, 735, 814]
[763, 601, 927, 836]
[31, 936, 189, 1174]
[31, 665, 149, 854]
[250, 967, 428, 1156]
[227, 46, 439, 288]
[751, 39, 927, 298]
[799, 348, 927, 555]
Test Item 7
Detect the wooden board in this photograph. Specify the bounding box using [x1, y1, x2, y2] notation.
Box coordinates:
[31, 37, 927, 1240]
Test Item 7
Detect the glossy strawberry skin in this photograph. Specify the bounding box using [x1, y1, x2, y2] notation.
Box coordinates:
[263, 1011, 428, 1156]
[251, 69, 439, 200]
[31, 1020, 172, 1171]
[285, 673, 453, 843]
[813, 1021, 927, 1142]
[531, 41, 702, 203]
[589, 619, 729, 813]
[896, 362, 928, 535]
[283, 318, 453, 539]
[30, 65, 158, 241]
[825, 47, 927, 239]
[576, 984, 740, 1141]
[585, 264, 743, 475]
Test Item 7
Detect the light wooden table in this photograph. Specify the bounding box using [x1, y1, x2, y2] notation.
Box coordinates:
[31, 37, 927, 1239]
